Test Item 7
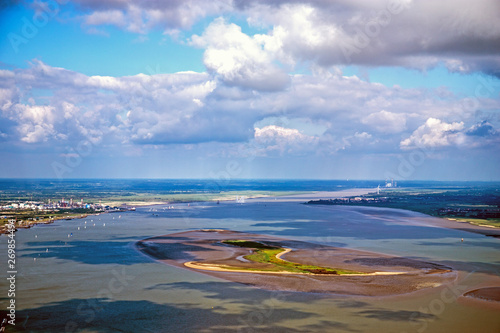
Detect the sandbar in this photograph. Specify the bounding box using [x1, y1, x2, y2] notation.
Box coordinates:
[136, 229, 456, 296]
[463, 287, 500, 303]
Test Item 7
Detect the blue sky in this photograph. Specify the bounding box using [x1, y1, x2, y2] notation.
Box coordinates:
[0, 5, 205, 75]
[1, 4, 493, 95]
[0, 0, 499, 180]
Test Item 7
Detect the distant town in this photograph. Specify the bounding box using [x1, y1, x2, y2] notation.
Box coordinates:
[0, 198, 134, 233]
[2, 198, 106, 211]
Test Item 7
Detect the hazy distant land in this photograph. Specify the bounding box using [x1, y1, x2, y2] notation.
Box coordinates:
[307, 186, 500, 230]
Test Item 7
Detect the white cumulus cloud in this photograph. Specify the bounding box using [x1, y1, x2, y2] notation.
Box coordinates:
[191, 18, 290, 91]
[56, 0, 500, 77]
[363, 110, 407, 133]
[400, 118, 465, 149]
[253, 125, 318, 154]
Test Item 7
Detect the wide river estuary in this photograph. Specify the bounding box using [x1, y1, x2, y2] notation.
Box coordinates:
[1, 196, 499, 332]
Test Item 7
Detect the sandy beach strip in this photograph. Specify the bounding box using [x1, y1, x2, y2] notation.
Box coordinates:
[183, 260, 408, 276]
[136, 229, 456, 296]
[184, 246, 410, 276]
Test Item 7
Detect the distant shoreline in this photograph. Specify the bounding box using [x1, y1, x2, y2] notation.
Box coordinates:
[0, 188, 372, 235]
[0, 207, 134, 235]
[97, 188, 377, 209]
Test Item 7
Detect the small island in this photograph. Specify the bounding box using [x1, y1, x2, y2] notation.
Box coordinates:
[185, 239, 362, 275]
[137, 229, 456, 296]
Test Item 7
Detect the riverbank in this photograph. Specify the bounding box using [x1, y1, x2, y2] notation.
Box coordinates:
[0, 209, 128, 235]
[0, 213, 91, 234]
[412, 213, 500, 238]
[307, 186, 500, 231]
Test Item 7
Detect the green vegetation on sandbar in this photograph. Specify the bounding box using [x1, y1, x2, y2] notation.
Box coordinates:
[222, 240, 362, 275]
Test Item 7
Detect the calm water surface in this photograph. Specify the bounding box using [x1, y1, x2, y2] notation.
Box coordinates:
[1, 200, 499, 332]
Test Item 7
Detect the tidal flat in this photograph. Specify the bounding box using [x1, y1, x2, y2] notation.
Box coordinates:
[0, 182, 499, 332]
[137, 229, 456, 297]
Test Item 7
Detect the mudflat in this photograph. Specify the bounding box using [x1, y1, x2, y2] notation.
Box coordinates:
[136, 229, 456, 297]
[464, 287, 500, 304]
